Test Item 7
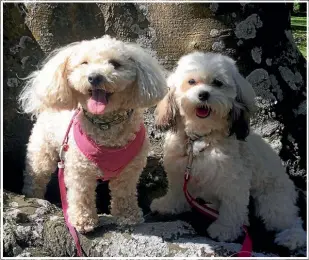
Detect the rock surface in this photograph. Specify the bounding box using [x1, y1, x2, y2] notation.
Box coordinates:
[3, 191, 306, 257]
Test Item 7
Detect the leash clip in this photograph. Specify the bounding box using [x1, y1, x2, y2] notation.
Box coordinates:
[186, 139, 193, 154]
[59, 144, 69, 161]
[58, 161, 65, 169]
[184, 169, 190, 181]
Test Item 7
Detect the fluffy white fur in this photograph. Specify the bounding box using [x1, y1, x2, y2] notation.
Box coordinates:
[19, 35, 167, 233]
[151, 52, 306, 250]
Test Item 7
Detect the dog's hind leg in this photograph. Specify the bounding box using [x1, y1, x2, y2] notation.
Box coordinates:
[207, 179, 250, 242]
[253, 180, 306, 250]
[23, 124, 58, 199]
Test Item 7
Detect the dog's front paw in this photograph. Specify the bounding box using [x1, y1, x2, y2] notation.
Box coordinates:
[275, 228, 307, 250]
[150, 196, 187, 215]
[70, 215, 99, 234]
[207, 221, 243, 242]
[150, 197, 168, 214]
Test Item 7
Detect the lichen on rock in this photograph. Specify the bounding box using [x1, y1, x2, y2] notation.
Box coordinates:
[246, 68, 276, 108]
[266, 58, 272, 66]
[293, 100, 307, 116]
[212, 41, 225, 52]
[251, 46, 262, 64]
[269, 74, 284, 101]
[278, 66, 303, 90]
[209, 3, 219, 13]
[235, 14, 263, 40]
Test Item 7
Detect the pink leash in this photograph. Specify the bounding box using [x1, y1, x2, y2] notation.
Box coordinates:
[58, 109, 84, 257]
[183, 140, 252, 257]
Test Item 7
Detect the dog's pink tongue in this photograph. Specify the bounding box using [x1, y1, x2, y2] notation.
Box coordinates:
[87, 89, 107, 114]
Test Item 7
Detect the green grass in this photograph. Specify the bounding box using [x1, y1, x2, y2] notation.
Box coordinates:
[291, 16, 307, 58]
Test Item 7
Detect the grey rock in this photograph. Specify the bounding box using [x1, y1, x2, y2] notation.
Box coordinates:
[5, 191, 305, 257]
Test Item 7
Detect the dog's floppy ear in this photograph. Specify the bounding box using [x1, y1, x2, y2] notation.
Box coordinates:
[19, 43, 78, 116]
[126, 43, 167, 108]
[155, 74, 179, 131]
[232, 66, 256, 115]
[229, 103, 251, 141]
[229, 63, 256, 140]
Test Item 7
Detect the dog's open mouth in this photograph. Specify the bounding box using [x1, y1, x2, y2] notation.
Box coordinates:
[87, 88, 112, 115]
[196, 105, 211, 118]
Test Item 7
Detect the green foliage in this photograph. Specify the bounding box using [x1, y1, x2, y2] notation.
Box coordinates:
[293, 2, 306, 14]
[293, 2, 300, 13]
[291, 15, 307, 58]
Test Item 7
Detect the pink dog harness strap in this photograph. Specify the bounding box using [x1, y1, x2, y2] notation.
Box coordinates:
[58, 109, 83, 257]
[73, 120, 146, 180]
[183, 140, 252, 257]
[57, 109, 146, 256]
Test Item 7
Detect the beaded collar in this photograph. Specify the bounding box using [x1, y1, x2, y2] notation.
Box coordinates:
[82, 108, 134, 130]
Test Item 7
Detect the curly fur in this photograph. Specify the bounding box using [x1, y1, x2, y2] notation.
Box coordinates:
[151, 52, 306, 250]
[19, 35, 167, 233]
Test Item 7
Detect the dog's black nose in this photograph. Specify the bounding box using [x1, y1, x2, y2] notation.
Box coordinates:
[198, 91, 210, 101]
[88, 73, 104, 86]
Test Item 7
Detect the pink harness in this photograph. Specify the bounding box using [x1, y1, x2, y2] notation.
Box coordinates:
[58, 109, 145, 256]
[73, 116, 146, 181]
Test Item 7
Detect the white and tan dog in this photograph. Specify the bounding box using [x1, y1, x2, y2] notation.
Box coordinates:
[19, 35, 167, 233]
[150, 52, 306, 250]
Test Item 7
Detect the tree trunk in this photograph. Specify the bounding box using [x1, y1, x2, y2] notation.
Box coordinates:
[3, 2, 306, 257]
[3, 3, 44, 193]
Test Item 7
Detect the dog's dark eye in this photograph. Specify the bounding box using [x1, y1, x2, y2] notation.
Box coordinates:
[188, 79, 196, 85]
[109, 60, 121, 69]
[212, 79, 223, 87]
[81, 61, 88, 65]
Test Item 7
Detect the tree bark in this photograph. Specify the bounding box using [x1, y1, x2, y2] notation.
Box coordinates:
[3, 3, 44, 193]
[3, 2, 307, 257]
